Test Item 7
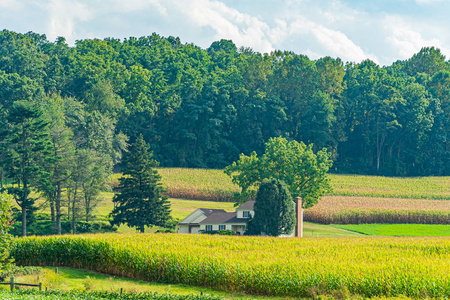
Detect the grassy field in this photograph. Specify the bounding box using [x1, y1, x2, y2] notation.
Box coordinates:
[302, 222, 363, 237]
[37, 194, 450, 236]
[13, 233, 450, 298]
[28, 168, 450, 233]
[0, 290, 222, 300]
[5, 267, 274, 299]
[98, 195, 358, 236]
[332, 224, 450, 236]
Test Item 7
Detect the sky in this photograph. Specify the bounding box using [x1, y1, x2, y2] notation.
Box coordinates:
[0, 0, 449, 66]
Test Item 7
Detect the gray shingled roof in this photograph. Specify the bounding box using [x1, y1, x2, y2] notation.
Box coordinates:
[199, 211, 247, 224]
[236, 201, 255, 210]
[178, 208, 227, 225]
[199, 208, 227, 216]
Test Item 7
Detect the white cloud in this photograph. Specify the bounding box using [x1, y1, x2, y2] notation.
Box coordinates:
[44, 0, 93, 42]
[267, 19, 289, 45]
[385, 16, 448, 60]
[108, 0, 167, 16]
[172, 0, 275, 52]
[0, 0, 20, 9]
[289, 18, 379, 63]
[1, 0, 450, 65]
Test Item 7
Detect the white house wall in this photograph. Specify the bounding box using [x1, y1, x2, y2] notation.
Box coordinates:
[200, 223, 247, 231]
[178, 225, 190, 233]
[200, 224, 232, 231]
[191, 226, 201, 234]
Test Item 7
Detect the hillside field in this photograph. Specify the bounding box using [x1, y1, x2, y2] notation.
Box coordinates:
[25, 168, 450, 234]
[156, 168, 450, 201]
[155, 168, 450, 225]
[9, 169, 450, 299]
[99, 169, 450, 230]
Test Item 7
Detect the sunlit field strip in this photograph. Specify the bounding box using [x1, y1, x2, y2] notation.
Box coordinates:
[333, 224, 450, 236]
[13, 233, 450, 298]
[312, 196, 450, 211]
[330, 174, 450, 199]
[143, 168, 450, 201]
[305, 196, 450, 224]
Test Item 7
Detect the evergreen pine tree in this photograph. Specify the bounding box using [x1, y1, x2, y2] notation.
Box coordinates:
[246, 178, 295, 236]
[0, 100, 52, 237]
[110, 135, 171, 232]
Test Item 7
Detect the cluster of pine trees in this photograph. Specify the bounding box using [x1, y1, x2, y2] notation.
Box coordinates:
[1, 29, 449, 185]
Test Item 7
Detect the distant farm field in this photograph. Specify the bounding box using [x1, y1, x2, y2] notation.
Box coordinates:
[13, 233, 450, 299]
[151, 168, 450, 225]
[157, 168, 239, 202]
[155, 168, 450, 201]
[333, 224, 450, 236]
[305, 196, 450, 224]
[330, 174, 450, 199]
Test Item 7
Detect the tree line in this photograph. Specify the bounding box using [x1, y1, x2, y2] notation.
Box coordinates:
[0, 29, 449, 187]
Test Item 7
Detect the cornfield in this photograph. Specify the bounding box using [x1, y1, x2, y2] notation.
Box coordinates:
[330, 174, 450, 200]
[157, 169, 239, 202]
[111, 169, 450, 224]
[146, 169, 450, 202]
[305, 196, 450, 224]
[12, 233, 450, 298]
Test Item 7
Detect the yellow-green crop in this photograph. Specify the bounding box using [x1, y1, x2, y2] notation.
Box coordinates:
[151, 168, 450, 201]
[305, 196, 450, 224]
[12, 233, 450, 298]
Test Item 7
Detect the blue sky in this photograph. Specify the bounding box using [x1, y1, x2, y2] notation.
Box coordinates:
[1, 0, 449, 65]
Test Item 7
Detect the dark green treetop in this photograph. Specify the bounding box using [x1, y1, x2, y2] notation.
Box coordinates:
[225, 137, 333, 209]
[0, 100, 52, 237]
[110, 135, 171, 233]
[246, 178, 295, 236]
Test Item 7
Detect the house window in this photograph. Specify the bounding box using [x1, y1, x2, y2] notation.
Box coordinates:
[206, 225, 213, 231]
[219, 225, 226, 230]
[243, 211, 249, 218]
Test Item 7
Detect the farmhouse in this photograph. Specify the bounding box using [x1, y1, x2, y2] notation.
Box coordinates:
[177, 198, 303, 236]
[177, 201, 255, 235]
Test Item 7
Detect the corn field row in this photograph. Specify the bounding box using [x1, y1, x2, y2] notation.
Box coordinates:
[12, 233, 450, 298]
[304, 196, 450, 224]
[148, 169, 450, 201]
[305, 209, 450, 224]
[312, 196, 450, 211]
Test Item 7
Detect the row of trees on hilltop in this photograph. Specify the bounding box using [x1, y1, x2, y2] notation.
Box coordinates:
[1, 29, 450, 178]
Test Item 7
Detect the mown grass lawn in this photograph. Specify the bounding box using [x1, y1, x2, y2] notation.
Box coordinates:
[5, 267, 297, 300]
[50, 191, 450, 237]
[333, 224, 450, 236]
[302, 222, 363, 237]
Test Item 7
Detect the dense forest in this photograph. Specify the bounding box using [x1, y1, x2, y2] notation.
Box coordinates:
[1, 29, 449, 178]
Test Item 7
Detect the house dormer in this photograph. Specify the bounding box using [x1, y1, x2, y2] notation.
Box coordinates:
[236, 201, 255, 219]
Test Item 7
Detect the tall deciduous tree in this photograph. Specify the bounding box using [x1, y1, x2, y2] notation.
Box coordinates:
[245, 178, 295, 236]
[110, 135, 171, 232]
[40, 94, 75, 235]
[225, 137, 333, 209]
